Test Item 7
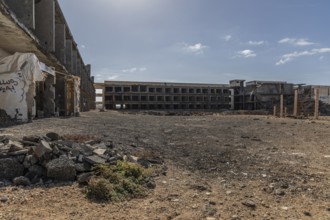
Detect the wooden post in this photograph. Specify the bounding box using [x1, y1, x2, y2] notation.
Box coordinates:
[273, 105, 277, 117]
[293, 89, 298, 117]
[280, 94, 284, 117]
[314, 88, 319, 119]
[284, 107, 287, 117]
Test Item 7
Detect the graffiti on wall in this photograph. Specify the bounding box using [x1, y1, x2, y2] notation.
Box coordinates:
[0, 72, 25, 101]
[0, 72, 26, 120]
[0, 79, 19, 93]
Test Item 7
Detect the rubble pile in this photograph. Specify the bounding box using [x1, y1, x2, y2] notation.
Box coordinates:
[0, 133, 164, 186]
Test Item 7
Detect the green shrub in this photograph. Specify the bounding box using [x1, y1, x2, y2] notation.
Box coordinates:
[86, 178, 114, 201]
[86, 161, 151, 202]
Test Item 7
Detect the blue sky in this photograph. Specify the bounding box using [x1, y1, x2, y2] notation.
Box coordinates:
[58, 0, 330, 85]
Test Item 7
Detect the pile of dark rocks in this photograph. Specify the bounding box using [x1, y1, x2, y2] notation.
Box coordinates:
[0, 133, 163, 187]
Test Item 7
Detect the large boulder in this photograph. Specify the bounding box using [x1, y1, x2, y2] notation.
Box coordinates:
[46, 156, 76, 181]
[0, 158, 24, 180]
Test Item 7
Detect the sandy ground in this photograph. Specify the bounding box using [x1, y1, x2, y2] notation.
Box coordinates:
[0, 110, 330, 220]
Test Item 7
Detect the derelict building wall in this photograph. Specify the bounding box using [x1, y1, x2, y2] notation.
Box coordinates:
[0, 0, 95, 115]
[103, 81, 231, 110]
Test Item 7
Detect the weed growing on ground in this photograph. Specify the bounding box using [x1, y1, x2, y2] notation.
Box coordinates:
[86, 161, 152, 202]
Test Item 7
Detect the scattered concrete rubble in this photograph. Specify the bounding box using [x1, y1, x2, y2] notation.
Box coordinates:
[122, 110, 271, 117]
[0, 133, 164, 186]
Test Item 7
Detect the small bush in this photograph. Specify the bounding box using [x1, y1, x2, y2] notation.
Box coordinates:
[86, 178, 114, 201]
[86, 161, 151, 202]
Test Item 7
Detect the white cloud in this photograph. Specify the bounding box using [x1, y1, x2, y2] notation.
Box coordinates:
[276, 48, 330, 65]
[224, 35, 232, 41]
[122, 67, 147, 73]
[107, 75, 119, 80]
[248, 40, 266, 46]
[237, 49, 256, 58]
[95, 73, 120, 82]
[278, 38, 315, 46]
[182, 43, 208, 55]
[122, 68, 137, 73]
[80, 45, 86, 49]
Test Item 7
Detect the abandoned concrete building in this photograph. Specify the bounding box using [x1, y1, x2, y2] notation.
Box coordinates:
[230, 80, 295, 111]
[95, 81, 232, 110]
[95, 80, 330, 116]
[0, 0, 95, 122]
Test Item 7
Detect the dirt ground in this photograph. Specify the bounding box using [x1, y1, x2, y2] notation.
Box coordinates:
[0, 110, 330, 220]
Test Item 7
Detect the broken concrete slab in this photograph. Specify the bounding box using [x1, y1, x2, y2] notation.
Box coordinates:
[7, 140, 24, 152]
[33, 140, 53, 158]
[84, 155, 107, 165]
[74, 143, 94, 156]
[8, 149, 29, 156]
[75, 162, 92, 173]
[22, 135, 41, 143]
[93, 148, 106, 156]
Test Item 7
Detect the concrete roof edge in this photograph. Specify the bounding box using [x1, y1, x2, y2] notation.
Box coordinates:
[0, 1, 68, 73]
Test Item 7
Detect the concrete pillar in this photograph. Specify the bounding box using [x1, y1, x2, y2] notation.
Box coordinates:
[77, 59, 82, 78]
[65, 40, 73, 72]
[55, 73, 66, 116]
[102, 88, 105, 109]
[4, 0, 35, 29]
[72, 50, 77, 75]
[85, 64, 91, 77]
[35, 0, 55, 52]
[43, 74, 56, 117]
[74, 78, 80, 115]
[55, 23, 66, 64]
[280, 94, 284, 117]
[314, 88, 320, 119]
[293, 89, 298, 117]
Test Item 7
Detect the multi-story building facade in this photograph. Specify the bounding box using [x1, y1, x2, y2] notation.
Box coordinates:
[96, 81, 231, 110]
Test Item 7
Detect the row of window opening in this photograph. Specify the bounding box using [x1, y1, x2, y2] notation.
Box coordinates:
[105, 95, 231, 102]
[106, 86, 229, 94]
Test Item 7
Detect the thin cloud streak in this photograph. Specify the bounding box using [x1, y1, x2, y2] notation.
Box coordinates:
[94, 66, 147, 82]
[278, 38, 315, 46]
[248, 40, 266, 46]
[107, 75, 119, 80]
[121, 67, 147, 73]
[276, 48, 330, 65]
